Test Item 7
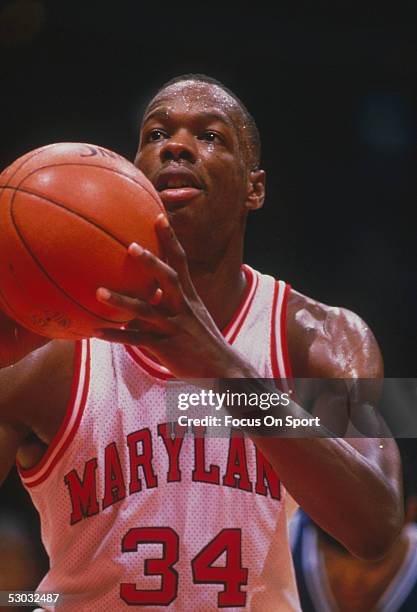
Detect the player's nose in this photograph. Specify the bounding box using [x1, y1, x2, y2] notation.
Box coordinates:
[160, 131, 196, 163]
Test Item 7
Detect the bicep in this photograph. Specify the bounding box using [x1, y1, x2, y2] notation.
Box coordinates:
[0, 351, 39, 420]
[0, 340, 64, 421]
[310, 307, 401, 497]
[0, 358, 36, 484]
[0, 345, 50, 479]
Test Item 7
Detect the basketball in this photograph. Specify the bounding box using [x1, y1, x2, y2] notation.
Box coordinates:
[0, 142, 166, 339]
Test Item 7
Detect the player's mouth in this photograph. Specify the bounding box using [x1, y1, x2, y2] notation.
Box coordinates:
[155, 168, 204, 208]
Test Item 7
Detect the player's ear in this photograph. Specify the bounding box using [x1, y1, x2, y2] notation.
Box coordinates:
[246, 169, 265, 211]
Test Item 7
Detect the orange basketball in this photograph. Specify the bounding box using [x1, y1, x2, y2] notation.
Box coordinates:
[0, 142, 166, 339]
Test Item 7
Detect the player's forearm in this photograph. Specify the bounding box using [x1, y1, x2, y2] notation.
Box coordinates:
[255, 435, 402, 560]
[219, 358, 402, 561]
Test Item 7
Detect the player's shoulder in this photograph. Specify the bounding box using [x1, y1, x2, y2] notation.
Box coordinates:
[286, 288, 383, 378]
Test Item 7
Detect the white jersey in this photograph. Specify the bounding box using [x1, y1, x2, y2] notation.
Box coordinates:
[18, 265, 300, 611]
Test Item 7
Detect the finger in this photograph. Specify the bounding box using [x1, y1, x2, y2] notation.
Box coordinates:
[127, 243, 184, 312]
[96, 287, 167, 326]
[94, 327, 162, 348]
[155, 214, 194, 294]
[149, 287, 163, 306]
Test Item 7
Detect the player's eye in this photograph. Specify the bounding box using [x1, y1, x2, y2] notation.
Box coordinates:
[198, 131, 222, 143]
[147, 129, 168, 142]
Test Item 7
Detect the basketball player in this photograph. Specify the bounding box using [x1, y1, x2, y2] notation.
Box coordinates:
[0, 75, 403, 610]
[290, 439, 417, 612]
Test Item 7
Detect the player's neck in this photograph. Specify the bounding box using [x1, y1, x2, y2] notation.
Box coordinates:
[189, 252, 247, 333]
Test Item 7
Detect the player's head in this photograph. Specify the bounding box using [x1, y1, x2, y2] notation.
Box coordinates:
[144, 74, 261, 171]
[135, 74, 265, 264]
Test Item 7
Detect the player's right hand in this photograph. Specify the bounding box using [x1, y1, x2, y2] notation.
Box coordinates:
[0, 308, 50, 368]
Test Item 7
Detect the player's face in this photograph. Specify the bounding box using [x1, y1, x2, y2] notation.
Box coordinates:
[135, 81, 257, 262]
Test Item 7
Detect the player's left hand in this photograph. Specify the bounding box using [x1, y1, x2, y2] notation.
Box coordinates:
[94, 214, 249, 379]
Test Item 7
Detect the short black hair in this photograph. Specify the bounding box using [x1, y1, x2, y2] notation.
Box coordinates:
[145, 73, 261, 171]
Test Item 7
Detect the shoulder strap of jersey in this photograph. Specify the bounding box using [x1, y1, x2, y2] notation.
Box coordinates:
[271, 280, 293, 381]
[18, 339, 90, 488]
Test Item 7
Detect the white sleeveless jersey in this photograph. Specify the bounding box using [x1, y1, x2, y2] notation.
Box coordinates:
[18, 265, 301, 611]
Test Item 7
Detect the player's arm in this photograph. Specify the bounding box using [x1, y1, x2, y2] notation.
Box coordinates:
[0, 351, 40, 486]
[0, 421, 30, 487]
[0, 308, 51, 482]
[0, 312, 71, 484]
[256, 304, 402, 560]
[0, 308, 50, 369]
[93, 215, 402, 559]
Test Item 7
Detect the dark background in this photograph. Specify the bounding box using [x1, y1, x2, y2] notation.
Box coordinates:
[0, 0, 415, 601]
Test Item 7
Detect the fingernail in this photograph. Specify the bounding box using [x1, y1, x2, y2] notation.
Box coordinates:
[97, 287, 111, 300]
[129, 242, 143, 256]
[149, 287, 163, 305]
[158, 214, 169, 228]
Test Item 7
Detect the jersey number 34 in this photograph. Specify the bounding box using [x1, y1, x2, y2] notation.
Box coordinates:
[120, 527, 248, 607]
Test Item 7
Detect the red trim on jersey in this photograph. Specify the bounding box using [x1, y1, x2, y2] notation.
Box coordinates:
[227, 272, 259, 345]
[124, 345, 173, 380]
[270, 281, 280, 379]
[280, 283, 293, 380]
[18, 340, 91, 487]
[221, 265, 253, 338]
[124, 264, 257, 380]
[270, 281, 293, 380]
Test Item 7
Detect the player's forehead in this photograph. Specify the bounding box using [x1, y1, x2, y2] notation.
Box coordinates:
[143, 80, 243, 129]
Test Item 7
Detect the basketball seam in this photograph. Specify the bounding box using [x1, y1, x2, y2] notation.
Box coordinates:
[4, 185, 133, 249]
[1, 149, 163, 331]
[8, 187, 132, 326]
[1, 144, 63, 187]
[0, 149, 54, 329]
[2, 144, 165, 216]
[14, 162, 166, 216]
